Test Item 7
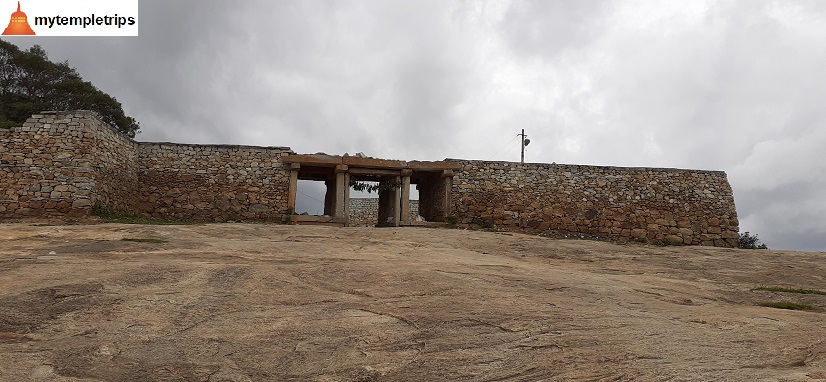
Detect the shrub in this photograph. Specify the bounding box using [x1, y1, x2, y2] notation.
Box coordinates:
[738, 232, 768, 249]
[481, 220, 496, 230]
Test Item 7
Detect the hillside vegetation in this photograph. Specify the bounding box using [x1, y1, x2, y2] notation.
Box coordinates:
[0, 40, 139, 137]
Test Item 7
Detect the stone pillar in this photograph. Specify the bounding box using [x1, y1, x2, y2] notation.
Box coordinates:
[324, 178, 335, 216]
[392, 175, 401, 226]
[287, 163, 300, 212]
[400, 169, 412, 225]
[343, 172, 351, 224]
[334, 164, 348, 223]
[441, 170, 453, 220]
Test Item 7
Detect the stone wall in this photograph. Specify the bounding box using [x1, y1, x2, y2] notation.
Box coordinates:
[0, 111, 137, 217]
[451, 160, 739, 247]
[85, 114, 139, 214]
[136, 143, 292, 221]
[1, 111, 740, 247]
[348, 198, 420, 227]
[0, 111, 292, 221]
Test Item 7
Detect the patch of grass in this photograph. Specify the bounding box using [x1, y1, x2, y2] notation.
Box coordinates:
[655, 239, 684, 247]
[753, 286, 826, 296]
[101, 214, 189, 225]
[121, 238, 168, 244]
[480, 220, 497, 230]
[92, 202, 190, 225]
[282, 207, 295, 224]
[756, 301, 820, 311]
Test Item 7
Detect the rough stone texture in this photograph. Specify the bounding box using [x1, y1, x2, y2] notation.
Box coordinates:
[136, 143, 291, 221]
[1, 111, 292, 221]
[0, 111, 137, 218]
[417, 175, 450, 222]
[451, 160, 739, 247]
[349, 198, 420, 227]
[2, 224, 823, 381]
[1, 111, 740, 247]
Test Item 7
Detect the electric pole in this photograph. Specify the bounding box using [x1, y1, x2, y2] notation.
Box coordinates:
[520, 129, 530, 163]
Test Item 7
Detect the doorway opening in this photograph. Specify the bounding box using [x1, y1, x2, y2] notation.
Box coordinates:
[295, 179, 326, 216]
[411, 170, 451, 223]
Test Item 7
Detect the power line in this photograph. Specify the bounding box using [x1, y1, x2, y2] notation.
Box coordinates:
[491, 138, 521, 161]
[488, 134, 520, 160]
[297, 189, 324, 204]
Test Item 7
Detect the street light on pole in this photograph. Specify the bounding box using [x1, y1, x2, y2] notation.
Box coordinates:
[520, 129, 530, 163]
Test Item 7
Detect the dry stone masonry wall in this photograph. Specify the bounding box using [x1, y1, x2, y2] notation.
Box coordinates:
[349, 198, 420, 227]
[1, 111, 740, 247]
[451, 160, 739, 247]
[1, 111, 293, 221]
[136, 143, 291, 221]
[0, 111, 137, 217]
[86, 114, 139, 214]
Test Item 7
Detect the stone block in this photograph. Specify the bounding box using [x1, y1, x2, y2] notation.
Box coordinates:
[664, 235, 683, 244]
[72, 199, 92, 208]
[249, 204, 269, 213]
[722, 230, 739, 239]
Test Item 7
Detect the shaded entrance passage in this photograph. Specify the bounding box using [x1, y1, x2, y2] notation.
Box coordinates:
[410, 168, 454, 224]
[282, 154, 459, 227]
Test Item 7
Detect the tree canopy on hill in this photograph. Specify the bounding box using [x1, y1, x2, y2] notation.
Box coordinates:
[0, 40, 139, 138]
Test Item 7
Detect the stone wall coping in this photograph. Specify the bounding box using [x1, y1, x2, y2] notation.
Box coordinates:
[32, 111, 294, 152]
[138, 141, 292, 151]
[407, 161, 461, 171]
[12, 112, 722, 178]
[446, 159, 728, 176]
[36, 110, 136, 143]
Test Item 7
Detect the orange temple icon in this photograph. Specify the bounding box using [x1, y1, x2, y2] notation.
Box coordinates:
[3, 1, 36, 35]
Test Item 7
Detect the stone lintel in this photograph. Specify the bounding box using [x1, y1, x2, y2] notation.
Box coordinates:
[349, 168, 401, 176]
[282, 154, 341, 166]
[407, 161, 461, 171]
[342, 156, 405, 169]
[284, 154, 459, 172]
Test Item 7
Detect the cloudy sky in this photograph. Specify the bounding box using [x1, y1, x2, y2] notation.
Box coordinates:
[5, 0, 826, 251]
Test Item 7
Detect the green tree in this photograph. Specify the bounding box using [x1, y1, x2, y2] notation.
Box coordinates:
[0, 40, 139, 137]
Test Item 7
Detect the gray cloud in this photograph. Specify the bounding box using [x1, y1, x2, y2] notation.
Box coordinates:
[498, 0, 611, 59]
[4, 0, 825, 250]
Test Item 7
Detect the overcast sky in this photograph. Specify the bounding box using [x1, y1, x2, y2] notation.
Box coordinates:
[5, 0, 826, 251]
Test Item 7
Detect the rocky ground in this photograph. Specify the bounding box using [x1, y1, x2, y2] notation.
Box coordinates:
[0, 222, 824, 381]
